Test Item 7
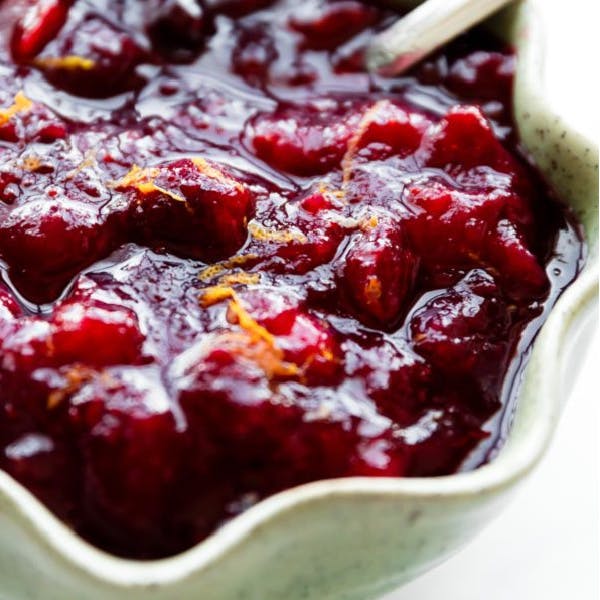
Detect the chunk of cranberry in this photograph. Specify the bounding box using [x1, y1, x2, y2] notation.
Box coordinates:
[0, 318, 52, 373]
[119, 158, 253, 261]
[410, 270, 511, 387]
[400, 400, 492, 476]
[485, 218, 549, 299]
[246, 191, 345, 273]
[349, 100, 428, 161]
[0, 168, 21, 204]
[0, 433, 79, 523]
[0, 317, 55, 422]
[10, 0, 74, 61]
[425, 105, 515, 173]
[404, 180, 503, 267]
[404, 179, 548, 297]
[50, 301, 145, 367]
[0, 198, 118, 303]
[276, 312, 340, 383]
[68, 369, 185, 557]
[250, 103, 362, 175]
[344, 337, 432, 425]
[341, 214, 419, 327]
[175, 339, 367, 496]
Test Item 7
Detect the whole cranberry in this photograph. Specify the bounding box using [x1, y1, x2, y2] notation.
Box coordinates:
[0, 197, 117, 302]
[36, 17, 148, 98]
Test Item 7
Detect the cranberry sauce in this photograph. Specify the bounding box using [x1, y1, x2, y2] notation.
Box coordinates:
[0, 0, 584, 558]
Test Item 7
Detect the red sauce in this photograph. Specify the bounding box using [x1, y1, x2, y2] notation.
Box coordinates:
[0, 0, 584, 558]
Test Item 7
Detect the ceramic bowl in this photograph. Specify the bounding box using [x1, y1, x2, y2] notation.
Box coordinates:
[0, 2, 597, 599]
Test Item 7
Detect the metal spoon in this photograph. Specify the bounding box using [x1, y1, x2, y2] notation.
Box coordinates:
[366, 0, 514, 76]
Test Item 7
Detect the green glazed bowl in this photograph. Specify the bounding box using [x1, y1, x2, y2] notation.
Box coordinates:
[0, 2, 597, 599]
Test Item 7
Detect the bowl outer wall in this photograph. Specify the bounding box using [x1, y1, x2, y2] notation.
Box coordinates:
[0, 1, 598, 598]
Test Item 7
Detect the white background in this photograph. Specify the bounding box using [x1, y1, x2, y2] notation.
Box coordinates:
[385, 0, 599, 597]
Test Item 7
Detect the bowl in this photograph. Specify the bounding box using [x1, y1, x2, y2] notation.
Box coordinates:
[0, 2, 597, 598]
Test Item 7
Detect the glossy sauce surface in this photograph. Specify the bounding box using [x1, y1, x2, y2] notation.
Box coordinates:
[0, 0, 584, 558]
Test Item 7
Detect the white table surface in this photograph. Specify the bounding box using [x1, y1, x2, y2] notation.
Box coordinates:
[384, 1, 600, 597]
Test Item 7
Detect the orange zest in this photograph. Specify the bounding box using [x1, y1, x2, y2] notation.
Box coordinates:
[198, 254, 258, 282]
[0, 91, 33, 126]
[364, 276, 382, 304]
[198, 286, 298, 378]
[341, 100, 388, 187]
[20, 154, 45, 172]
[199, 285, 237, 308]
[66, 148, 98, 179]
[114, 157, 244, 202]
[113, 164, 186, 202]
[360, 214, 379, 230]
[218, 272, 261, 286]
[317, 180, 345, 201]
[248, 221, 307, 244]
[34, 55, 95, 71]
[47, 366, 95, 410]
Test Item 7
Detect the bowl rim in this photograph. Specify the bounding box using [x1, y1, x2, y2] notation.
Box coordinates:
[0, 0, 598, 589]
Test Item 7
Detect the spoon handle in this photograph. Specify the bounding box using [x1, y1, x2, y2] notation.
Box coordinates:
[366, 0, 513, 76]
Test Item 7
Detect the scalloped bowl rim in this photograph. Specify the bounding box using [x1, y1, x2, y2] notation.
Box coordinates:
[0, 0, 598, 590]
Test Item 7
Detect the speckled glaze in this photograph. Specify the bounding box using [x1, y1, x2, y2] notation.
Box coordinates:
[0, 2, 597, 599]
